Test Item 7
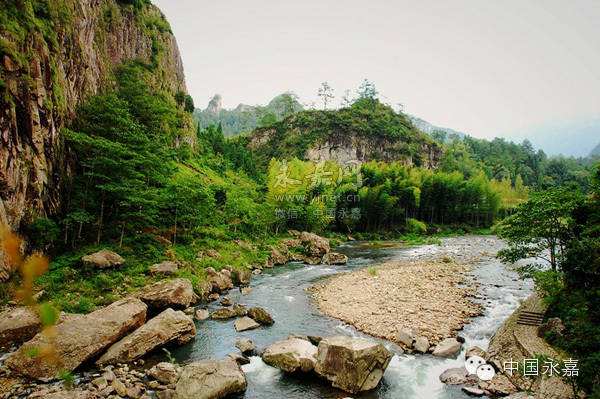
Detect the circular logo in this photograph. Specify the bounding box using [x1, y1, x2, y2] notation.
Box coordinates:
[476, 364, 496, 381]
[465, 355, 486, 375]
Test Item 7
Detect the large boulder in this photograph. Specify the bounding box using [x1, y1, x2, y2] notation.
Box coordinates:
[322, 252, 348, 265]
[137, 278, 197, 310]
[262, 337, 317, 373]
[247, 307, 274, 325]
[299, 232, 330, 258]
[5, 297, 147, 380]
[314, 336, 392, 394]
[175, 359, 247, 399]
[432, 337, 462, 358]
[205, 268, 234, 293]
[0, 307, 41, 348]
[149, 261, 179, 276]
[81, 249, 124, 269]
[97, 308, 195, 365]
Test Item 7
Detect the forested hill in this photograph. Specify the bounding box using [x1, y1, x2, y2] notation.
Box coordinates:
[247, 97, 442, 169]
[0, 0, 194, 229]
[591, 142, 600, 157]
[194, 92, 303, 136]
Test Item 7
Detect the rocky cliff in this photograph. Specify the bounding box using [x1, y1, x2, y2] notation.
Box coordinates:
[0, 0, 189, 228]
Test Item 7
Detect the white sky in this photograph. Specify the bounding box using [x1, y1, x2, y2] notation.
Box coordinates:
[152, 0, 600, 145]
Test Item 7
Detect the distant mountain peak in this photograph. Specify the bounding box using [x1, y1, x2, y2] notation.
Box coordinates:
[206, 94, 222, 114]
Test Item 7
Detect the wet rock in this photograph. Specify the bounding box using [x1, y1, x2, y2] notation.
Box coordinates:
[439, 367, 478, 385]
[137, 278, 197, 311]
[465, 346, 487, 359]
[537, 317, 565, 338]
[147, 362, 181, 385]
[432, 338, 462, 358]
[195, 308, 210, 321]
[322, 252, 348, 265]
[206, 268, 234, 293]
[97, 308, 195, 365]
[211, 304, 247, 320]
[234, 317, 260, 332]
[81, 249, 124, 269]
[5, 297, 147, 379]
[227, 352, 250, 366]
[149, 261, 178, 276]
[396, 329, 414, 348]
[299, 232, 330, 258]
[0, 307, 41, 348]
[247, 307, 274, 325]
[175, 359, 247, 399]
[235, 338, 255, 354]
[315, 336, 392, 394]
[262, 337, 318, 373]
[208, 293, 220, 301]
[462, 386, 485, 396]
[413, 336, 430, 353]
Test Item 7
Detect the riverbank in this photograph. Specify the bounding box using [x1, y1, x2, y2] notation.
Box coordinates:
[311, 236, 502, 347]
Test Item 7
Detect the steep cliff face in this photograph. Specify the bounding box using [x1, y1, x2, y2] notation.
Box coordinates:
[0, 0, 189, 228]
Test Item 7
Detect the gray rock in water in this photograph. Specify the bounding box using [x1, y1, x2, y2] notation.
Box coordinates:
[262, 337, 318, 373]
[175, 359, 247, 399]
[432, 338, 462, 358]
[234, 317, 260, 332]
[195, 308, 210, 321]
[315, 336, 392, 394]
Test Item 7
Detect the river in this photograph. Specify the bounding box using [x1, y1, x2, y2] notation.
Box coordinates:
[171, 235, 533, 399]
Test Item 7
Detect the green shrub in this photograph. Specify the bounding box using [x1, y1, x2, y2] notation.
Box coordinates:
[406, 218, 427, 234]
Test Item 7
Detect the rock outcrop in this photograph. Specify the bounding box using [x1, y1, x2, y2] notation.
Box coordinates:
[175, 359, 247, 399]
[97, 308, 195, 365]
[262, 337, 318, 373]
[0, 0, 190, 232]
[137, 278, 197, 311]
[5, 297, 147, 379]
[314, 336, 392, 394]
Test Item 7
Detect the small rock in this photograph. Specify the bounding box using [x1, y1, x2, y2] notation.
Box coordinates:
[235, 338, 255, 354]
[439, 367, 477, 385]
[156, 389, 176, 399]
[396, 329, 414, 348]
[147, 362, 180, 385]
[227, 352, 250, 366]
[220, 297, 232, 306]
[112, 378, 127, 397]
[262, 337, 318, 373]
[234, 317, 260, 332]
[82, 250, 124, 269]
[413, 336, 430, 353]
[194, 308, 210, 321]
[149, 261, 178, 276]
[92, 376, 108, 390]
[432, 338, 462, 358]
[247, 307, 274, 325]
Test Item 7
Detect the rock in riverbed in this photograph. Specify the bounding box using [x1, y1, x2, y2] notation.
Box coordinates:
[247, 307, 274, 325]
[175, 359, 247, 399]
[5, 297, 147, 379]
[322, 252, 348, 265]
[432, 337, 462, 358]
[234, 317, 260, 332]
[235, 338, 255, 354]
[314, 336, 392, 394]
[262, 337, 318, 373]
[137, 278, 197, 310]
[97, 308, 195, 365]
[147, 362, 181, 384]
[211, 304, 247, 319]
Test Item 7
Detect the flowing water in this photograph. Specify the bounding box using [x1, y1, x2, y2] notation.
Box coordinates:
[171, 236, 533, 399]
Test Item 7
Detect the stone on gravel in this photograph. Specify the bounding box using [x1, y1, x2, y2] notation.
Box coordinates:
[147, 362, 180, 385]
[137, 278, 197, 310]
[97, 308, 195, 365]
[314, 336, 392, 393]
[235, 338, 255, 354]
[81, 249, 124, 269]
[247, 307, 274, 325]
[5, 297, 147, 379]
[149, 261, 178, 276]
[234, 317, 260, 332]
[175, 359, 247, 399]
[262, 337, 318, 373]
[396, 329, 414, 348]
[414, 336, 430, 353]
[322, 252, 348, 265]
[432, 338, 462, 358]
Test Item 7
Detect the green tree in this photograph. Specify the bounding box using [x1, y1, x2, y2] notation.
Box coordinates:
[497, 187, 584, 270]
